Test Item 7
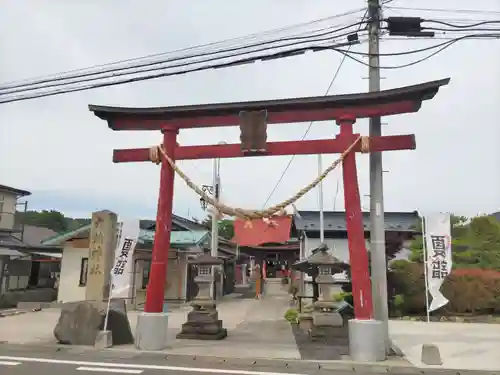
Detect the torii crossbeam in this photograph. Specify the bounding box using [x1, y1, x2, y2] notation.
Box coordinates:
[89, 78, 449, 347]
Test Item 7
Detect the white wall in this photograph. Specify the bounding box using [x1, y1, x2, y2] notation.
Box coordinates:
[57, 246, 88, 303]
[0, 192, 17, 230]
[303, 237, 370, 263]
[57, 246, 187, 304]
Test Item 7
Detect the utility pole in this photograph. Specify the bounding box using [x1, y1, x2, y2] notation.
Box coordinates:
[210, 157, 221, 299]
[367, 0, 390, 354]
[318, 155, 325, 244]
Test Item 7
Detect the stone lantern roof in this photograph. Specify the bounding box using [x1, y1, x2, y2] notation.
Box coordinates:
[308, 244, 342, 265]
[189, 253, 224, 266]
[291, 243, 348, 274]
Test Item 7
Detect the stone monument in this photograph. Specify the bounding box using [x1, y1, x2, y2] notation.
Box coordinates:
[177, 253, 227, 340]
[86, 210, 118, 301]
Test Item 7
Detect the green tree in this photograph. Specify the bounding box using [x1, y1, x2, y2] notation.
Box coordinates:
[17, 209, 69, 233]
[409, 214, 467, 262]
[410, 214, 500, 269]
[201, 215, 235, 240]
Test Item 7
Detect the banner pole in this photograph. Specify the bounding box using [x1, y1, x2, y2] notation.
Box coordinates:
[103, 292, 113, 331]
[421, 215, 431, 323]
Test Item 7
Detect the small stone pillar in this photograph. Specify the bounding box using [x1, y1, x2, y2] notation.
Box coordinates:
[309, 245, 346, 339]
[177, 253, 227, 340]
[241, 264, 248, 285]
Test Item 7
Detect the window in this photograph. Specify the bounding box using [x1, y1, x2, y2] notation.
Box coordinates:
[79, 258, 88, 286]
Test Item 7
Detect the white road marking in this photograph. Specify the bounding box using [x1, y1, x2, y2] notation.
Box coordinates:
[0, 356, 306, 375]
[77, 367, 143, 374]
[0, 360, 21, 366]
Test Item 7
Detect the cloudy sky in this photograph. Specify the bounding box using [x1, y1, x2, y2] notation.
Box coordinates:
[1, 0, 499, 221]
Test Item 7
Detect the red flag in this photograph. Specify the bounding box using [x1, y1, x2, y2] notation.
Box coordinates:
[232, 215, 292, 246]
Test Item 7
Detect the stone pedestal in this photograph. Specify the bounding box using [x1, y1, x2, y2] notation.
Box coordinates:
[311, 300, 346, 339]
[298, 313, 313, 331]
[176, 300, 227, 340]
[95, 330, 112, 349]
[176, 253, 227, 340]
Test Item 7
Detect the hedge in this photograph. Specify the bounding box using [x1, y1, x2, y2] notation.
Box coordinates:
[389, 260, 500, 315]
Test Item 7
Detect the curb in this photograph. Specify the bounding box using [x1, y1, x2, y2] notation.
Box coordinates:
[0, 308, 41, 318]
[0, 342, 419, 373]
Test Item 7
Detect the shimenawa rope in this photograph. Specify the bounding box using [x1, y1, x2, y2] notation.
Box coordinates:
[148, 136, 370, 221]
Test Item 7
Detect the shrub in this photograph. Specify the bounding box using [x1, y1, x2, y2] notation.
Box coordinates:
[390, 260, 426, 314]
[444, 268, 500, 313]
[284, 308, 299, 323]
[332, 291, 352, 302]
[390, 260, 500, 315]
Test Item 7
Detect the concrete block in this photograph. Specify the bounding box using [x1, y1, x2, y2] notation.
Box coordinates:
[421, 343, 443, 365]
[94, 330, 112, 349]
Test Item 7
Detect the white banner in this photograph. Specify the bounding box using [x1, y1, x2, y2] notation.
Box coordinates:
[425, 213, 452, 312]
[110, 219, 140, 299]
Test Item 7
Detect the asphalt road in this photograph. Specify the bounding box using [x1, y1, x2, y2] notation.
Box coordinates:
[0, 344, 485, 375]
[0, 345, 327, 375]
[0, 354, 307, 375]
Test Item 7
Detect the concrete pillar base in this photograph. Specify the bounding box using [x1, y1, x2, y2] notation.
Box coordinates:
[348, 319, 385, 362]
[94, 330, 112, 349]
[421, 343, 442, 365]
[135, 312, 169, 350]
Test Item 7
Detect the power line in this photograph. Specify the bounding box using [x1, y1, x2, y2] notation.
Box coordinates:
[422, 19, 500, 28]
[0, 39, 368, 104]
[0, 25, 366, 96]
[261, 10, 370, 209]
[424, 27, 500, 33]
[0, 9, 367, 91]
[337, 32, 500, 57]
[385, 5, 500, 16]
[335, 33, 500, 69]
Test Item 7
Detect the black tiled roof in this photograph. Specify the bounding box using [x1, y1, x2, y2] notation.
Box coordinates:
[294, 210, 419, 233]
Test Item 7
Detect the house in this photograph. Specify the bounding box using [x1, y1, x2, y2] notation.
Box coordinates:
[291, 210, 418, 285]
[292, 210, 419, 263]
[0, 184, 62, 295]
[44, 214, 239, 307]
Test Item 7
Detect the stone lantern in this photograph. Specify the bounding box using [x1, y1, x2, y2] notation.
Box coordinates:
[176, 253, 227, 340]
[307, 244, 346, 338]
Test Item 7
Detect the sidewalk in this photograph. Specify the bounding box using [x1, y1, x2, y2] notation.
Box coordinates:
[125, 296, 301, 359]
[390, 320, 500, 371]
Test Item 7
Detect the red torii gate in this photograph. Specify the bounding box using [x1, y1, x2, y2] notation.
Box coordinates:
[89, 78, 449, 321]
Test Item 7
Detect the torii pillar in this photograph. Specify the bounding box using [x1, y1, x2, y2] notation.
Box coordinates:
[89, 78, 449, 354]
